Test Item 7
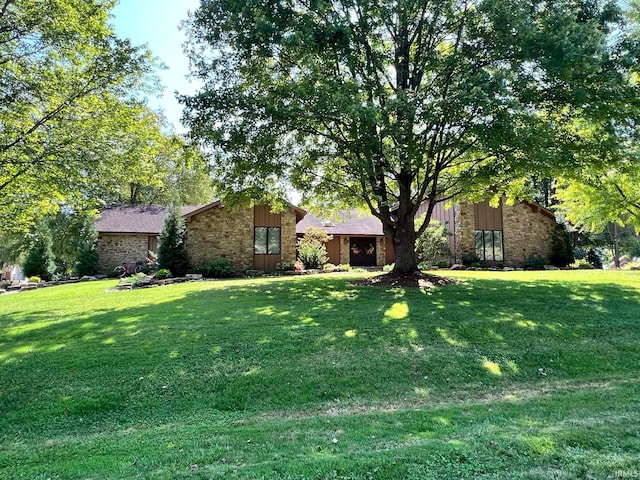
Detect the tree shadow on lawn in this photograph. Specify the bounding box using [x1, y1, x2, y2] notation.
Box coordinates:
[1, 275, 639, 437]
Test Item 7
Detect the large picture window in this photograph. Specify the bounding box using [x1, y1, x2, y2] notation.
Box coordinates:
[254, 227, 281, 254]
[475, 230, 504, 262]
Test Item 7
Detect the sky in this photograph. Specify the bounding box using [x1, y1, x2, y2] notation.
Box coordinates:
[111, 0, 201, 133]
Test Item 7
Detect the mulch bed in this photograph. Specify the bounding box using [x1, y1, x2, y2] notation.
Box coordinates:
[351, 271, 460, 288]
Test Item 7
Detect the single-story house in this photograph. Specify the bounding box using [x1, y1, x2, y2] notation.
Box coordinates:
[95, 202, 306, 274]
[95, 196, 556, 274]
[296, 197, 557, 268]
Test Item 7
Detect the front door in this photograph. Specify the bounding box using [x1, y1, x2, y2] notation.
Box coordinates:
[349, 237, 376, 267]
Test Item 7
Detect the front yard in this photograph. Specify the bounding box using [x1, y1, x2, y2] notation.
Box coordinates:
[1, 270, 639, 479]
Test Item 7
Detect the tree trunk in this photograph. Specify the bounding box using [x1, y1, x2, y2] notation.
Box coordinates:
[387, 213, 420, 274]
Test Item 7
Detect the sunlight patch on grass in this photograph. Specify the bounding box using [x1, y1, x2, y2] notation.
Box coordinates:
[298, 316, 319, 327]
[344, 329, 358, 338]
[435, 327, 468, 347]
[516, 319, 538, 329]
[482, 357, 502, 376]
[525, 435, 556, 455]
[242, 366, 262, 377]
[414, 387, 430, 397]
[384, 302, 409, 322]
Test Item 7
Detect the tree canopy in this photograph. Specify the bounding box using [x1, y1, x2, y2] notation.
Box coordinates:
[0, 0, 211, 233]
[182, 0, 640, 273]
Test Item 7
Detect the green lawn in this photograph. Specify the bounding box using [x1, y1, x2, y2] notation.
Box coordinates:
[1, 270, 639, 479]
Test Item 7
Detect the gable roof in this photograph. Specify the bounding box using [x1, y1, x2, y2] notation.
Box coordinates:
[296, 210, 384, 236]
[183, 201, 307, 223]
[95, 204, 201, 235]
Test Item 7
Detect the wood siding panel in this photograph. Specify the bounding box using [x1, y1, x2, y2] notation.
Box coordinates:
[385, 237, 395, 265]
[254, 205, 281, 226]
[253, 254, 281, 271]
[325, 237, 341, 265]
[474, 199, 503, 230]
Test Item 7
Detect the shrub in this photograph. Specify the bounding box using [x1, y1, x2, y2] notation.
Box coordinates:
[550, 224, 574, 267]
[415, 220, 452, 268]
[338, 264, 351, 271]
[524, 255, 549, 270]
[298, 241, 328, 269]
[28, 276, 41, 283]
[198, 258, 234, 278]
[22, 223, 56, 281]
[461, 252, 480, 267]
[154, 269, 172, 280]
[73, 216, 99, 277]
[436, 260, 450, 268]
[586, 249, 603, 269]
[276, 261, 296, 271]
[157, 205, 190, 277]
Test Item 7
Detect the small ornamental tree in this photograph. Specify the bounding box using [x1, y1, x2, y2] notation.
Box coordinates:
[157, 205, 190, 277]
[298, 226, 331, 269]
[22, 223, 56, 281]
[549, 224, 575, 268]
[74, 215, 99, 276]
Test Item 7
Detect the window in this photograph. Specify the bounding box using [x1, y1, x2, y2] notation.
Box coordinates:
[254, 227, 281, 254]
[475, 230, 504, 261]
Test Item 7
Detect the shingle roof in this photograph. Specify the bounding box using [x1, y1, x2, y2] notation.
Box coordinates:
[296, 210, 384, 236]
[95, 204, 201, 235]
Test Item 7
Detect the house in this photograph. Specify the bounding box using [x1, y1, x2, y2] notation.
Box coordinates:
[296, 197, 557, 268]
[95, 202, 306, 274]
[95, 196, 556, 274]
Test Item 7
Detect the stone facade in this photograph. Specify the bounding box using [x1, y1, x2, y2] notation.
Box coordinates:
[453, 199, 556, 267]
[502, 202, 556, 266]
[185, 205, 255, 274]
[97, 234, 150, 273]
[454, 202, 476, 262]
[279, 207, 298, 265]
[185, 204, 299, 274]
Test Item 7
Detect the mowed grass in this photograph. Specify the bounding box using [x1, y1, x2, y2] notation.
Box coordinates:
[1, 270, 639, 479]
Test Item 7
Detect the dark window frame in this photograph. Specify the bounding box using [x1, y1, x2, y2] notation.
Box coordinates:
[254, 226, 281, 255]
[474, 230, 504, 262]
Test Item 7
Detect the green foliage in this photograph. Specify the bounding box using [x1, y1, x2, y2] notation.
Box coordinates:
[198, 259, 234, 278]
[586, 249, 604, 269]
[297, 241, 329, 270]
[297, 226, 330, 269]
[157, 206, 190, 277]
[0, 1, 205, 234]
[298, 226, 333, 247]
[550, 224, 575, 268]
[154, 269, 172, 280]
[73, 215, 99, 277]
[22, 224, 56, 281]
[415, 220, 452, 268]
[524, 256, 550, 270]
[276, 261, 296, 272]
[461, 252, 480, 267]
[27, 276, 41, 283]
[183, 0, 639, 273]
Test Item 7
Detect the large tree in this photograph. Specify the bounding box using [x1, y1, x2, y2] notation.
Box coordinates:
[0, 0, 156, 232]
[182, 0, 639, 273]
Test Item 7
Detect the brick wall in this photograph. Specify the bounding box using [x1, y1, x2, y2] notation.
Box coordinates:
[185, 205, 254, 274]
[454, 202, 476, 262]
[280, 207, 298, 264]
[454, 200, 556, 267]
[98, 234, 149, 273]
[502, 202, 556, 266]
[185, 204, 299, 274]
